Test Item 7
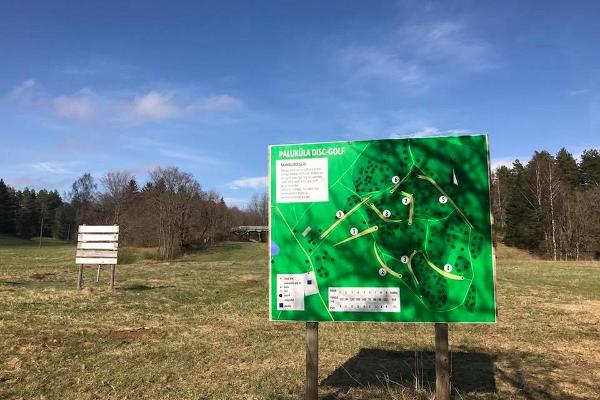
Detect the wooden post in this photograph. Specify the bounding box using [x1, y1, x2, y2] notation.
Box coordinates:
[306, 322, 318, 400]
[110, 265, 116, 290]
[96, 265, 101, 283]
[39, 217, 44, 247]
[76, 264, 83, 289]
[435, 323, 450, 400]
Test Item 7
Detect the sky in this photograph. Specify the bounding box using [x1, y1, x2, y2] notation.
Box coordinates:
[1, 0, 599, 207]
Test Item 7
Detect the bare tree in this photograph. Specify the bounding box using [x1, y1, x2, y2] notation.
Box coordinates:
[148, 167, 201, 259]
[247, 193, 268, 225]
[99, 170, 134, 224]
[69, 173, 99, 225]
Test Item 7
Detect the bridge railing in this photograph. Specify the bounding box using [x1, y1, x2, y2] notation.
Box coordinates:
[231, 226, 269, 232]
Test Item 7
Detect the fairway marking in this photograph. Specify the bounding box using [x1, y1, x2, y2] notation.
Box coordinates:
[320, 195, 373, 239]
[416, 174, 474, 229]
[373, 242, 402, 278]
[399, 191, 414, 224]
[407, 251, 420, 285]
[420, 251, 465, 281]
[334, 226, 378, 247]
[367, 202, 405, 223]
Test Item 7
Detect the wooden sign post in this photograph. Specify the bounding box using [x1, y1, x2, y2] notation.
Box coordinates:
[75, 225, 119, 290]
[435, 323, 450, 400]
[305, 322, 318, 400]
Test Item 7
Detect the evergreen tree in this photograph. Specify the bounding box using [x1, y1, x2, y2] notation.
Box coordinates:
[15, 189, 40, 239]
[503, 161, 545, 251]
[580, 149, 600, 187]
[37, 189, 63, 237]
[52, 203, 76, 240]
[555, 148, 581, 188]
[0, 179, 16, 234]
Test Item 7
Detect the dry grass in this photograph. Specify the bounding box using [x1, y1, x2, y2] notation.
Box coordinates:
[0, 235, 599, 399]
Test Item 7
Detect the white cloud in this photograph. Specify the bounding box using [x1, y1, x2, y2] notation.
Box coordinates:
[223, 197, 249, 208]
[30, 161, 76, 174]
[338, 18, 495, 88]
[446, 128, 472, 135]
[390, 127, 472, 139]
[491, 157, 520, 170]
[340, 47, 424, 85]
[6, 80, 243, 123]
[187, 94, 242, 113]
[229, 176, 268, 189]
[131, 91, 179, 120]
[160, 149, 222, 164]
[9, 79, 36, 99]
[53, 89, 94, 120]
[406, 21, 495, 71]
[568, 88, 590, 96]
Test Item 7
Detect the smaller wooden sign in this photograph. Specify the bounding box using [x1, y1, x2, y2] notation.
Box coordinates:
[75, 225, 119, 289]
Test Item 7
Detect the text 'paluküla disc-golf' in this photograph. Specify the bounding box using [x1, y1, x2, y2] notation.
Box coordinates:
[268, 134, 496, 323]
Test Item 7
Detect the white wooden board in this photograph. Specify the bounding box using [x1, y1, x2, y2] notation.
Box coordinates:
[77, 242, 118, 250]
[78, 225, 119, 233]
[76, 250, 118, 258]
[77, 233, 119, 242]
[76, 257, 118, 265]
[75, 225, 120, 266]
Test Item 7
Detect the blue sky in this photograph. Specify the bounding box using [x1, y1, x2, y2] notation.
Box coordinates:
[1, 1, 598, 207]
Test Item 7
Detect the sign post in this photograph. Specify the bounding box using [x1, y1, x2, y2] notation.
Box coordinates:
[75, 225, 119, 290]
[435, 323, 450, 399]
[305, 322, 318, 400]
[268, 135, 496, 397]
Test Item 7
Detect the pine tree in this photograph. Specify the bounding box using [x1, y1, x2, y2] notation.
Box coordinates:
[52, 203, 76, 240]
[0, 179, 16, 234]
[36, 189, 63, 237]
[555, 148, 581, 188]
[503, 161, 545, 251]
[580, 149, 600, 187]
[15, 189, 40, 239]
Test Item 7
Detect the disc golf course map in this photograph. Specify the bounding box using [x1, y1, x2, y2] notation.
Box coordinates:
[269, 135, 496, 323]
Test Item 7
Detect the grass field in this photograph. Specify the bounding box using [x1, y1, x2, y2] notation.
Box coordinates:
[1, 236, 599, 399]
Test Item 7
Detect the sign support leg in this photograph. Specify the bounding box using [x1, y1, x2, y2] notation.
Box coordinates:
[435, 323, 450, 400]
[96, 265, 101, 282]
[306, 321, 318, 400]
[110, 265, 115, 290]
[76, 264, 83, 290]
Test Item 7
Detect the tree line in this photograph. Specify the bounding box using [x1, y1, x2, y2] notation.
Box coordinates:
[2, 148, 599, 261]
[492, 148, 600, 260]
[0, 167, 268, 258]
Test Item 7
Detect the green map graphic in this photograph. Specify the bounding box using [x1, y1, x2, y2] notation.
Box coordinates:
[269, 135, 496, 323]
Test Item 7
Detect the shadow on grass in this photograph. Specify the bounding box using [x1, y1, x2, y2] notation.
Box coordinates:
[118, 285, 176, 291]
[0, 280, 23, 285]
[321, 348, 495, 398]
[323, 347, 595, 399]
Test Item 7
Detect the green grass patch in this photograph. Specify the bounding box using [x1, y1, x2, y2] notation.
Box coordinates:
[0, 239, 598, 399]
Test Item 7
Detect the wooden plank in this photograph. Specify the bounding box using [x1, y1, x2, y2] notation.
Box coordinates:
[78, 225, 119, 233]
[305, 322, 319, 400]
[77, 233, 118, 242]
[76, 249, 118, 258]
[76, 257, 117, 265]
[77, 242, 118, 250]
[435, 323, 450, 400]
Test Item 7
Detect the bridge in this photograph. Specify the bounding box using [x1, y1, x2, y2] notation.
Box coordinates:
[231, 226, 269, 241]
